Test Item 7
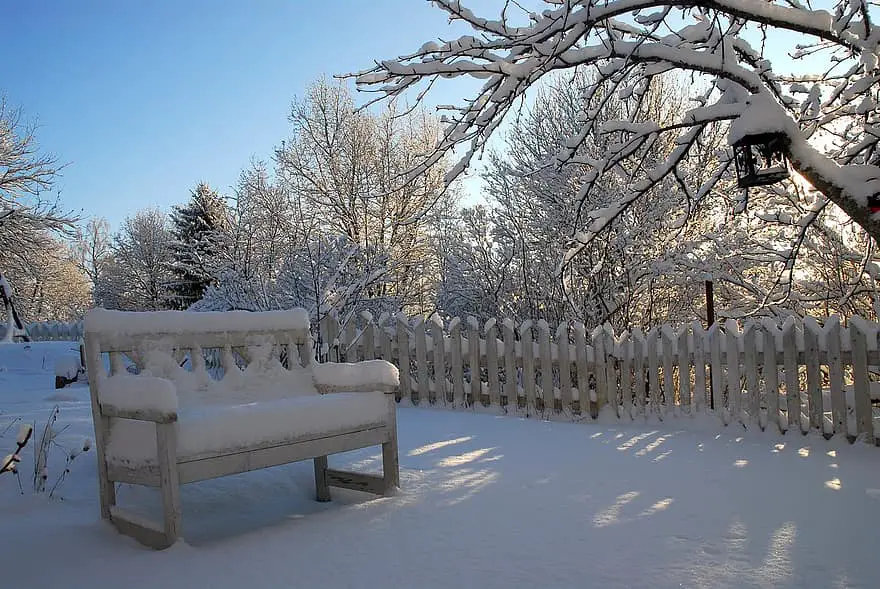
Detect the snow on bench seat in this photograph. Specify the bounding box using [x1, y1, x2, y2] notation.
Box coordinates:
[105, 391, 390, 466]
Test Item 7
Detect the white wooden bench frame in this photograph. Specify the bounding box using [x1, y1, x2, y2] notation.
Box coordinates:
[84, 317, 399, 550]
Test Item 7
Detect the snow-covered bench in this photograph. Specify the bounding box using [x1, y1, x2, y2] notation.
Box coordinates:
[83, 308, 399, 550]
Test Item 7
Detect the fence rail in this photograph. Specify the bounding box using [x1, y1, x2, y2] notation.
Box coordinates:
[319, 313, 880, 445]
[0, 321, 84, 342]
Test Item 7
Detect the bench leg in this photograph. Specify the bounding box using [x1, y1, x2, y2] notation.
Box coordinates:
[156, 422, 181, 547]
[382, 439, 399, 495]
[314, 456, 331, 502]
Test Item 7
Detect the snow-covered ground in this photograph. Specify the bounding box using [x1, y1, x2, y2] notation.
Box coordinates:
[2, 342, 880, 589]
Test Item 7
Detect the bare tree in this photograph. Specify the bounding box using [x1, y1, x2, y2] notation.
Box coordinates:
[351, 1, 880, 281]
[0, 97, 75, 257]
[70, 217, 112, 305]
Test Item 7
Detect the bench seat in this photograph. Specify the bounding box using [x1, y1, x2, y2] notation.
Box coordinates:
[106, 391, 390, 466]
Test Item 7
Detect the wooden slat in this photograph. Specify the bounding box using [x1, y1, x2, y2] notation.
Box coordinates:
[414, 318, 428, 406]
[467, 317, 481, 407]
[573, 322, 589, 416]
[325, 468, 386, 496]
[849, 317, 874, 443]
[486, 319, 501, 408]
[691, 322, 706, 413]
[379, 315, 393, 364]
[110, 506, 171, 550]
[761, 319, 781, 433]
[604, 326, 618, 413]
[632, 328, 646, 416]
[743, 322, 760, 426]
[725, 320, 742, 425]
[538, 320, 554, 413]
[521, 321, 536, 414]
[592, 326, 608, 414]
[677, 325, 691, 414]
[361, 315, 376, 361]
[619, 332, 632, 420]
[178, 427, 390, 484]
[345, 320, 358, 363]
[431, 315, 447, 405]
[708, 323, 724, 421]
[557, 323, 572, 414]
[502, 319, 517, 409]
[661, 326, 675, 416]
[803, 316, 823, 434]
[450, 318, 465, 408]
[396, 314, 411, 404]
[825, 316, 846, 436]
[782, 317, 800, 434]
[647, 328, 661, 420]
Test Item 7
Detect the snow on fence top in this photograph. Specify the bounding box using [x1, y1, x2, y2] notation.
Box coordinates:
[84, 308, 311, 337]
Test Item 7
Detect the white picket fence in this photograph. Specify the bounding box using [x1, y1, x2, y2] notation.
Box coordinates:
[0, 320, 84, 341]
[319, 313, 880, 445]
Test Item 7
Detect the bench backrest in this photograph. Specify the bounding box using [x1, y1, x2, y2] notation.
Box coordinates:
[83, 309, 317, 408]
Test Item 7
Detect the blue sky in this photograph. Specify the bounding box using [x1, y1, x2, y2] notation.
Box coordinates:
[1, 0, 494, 229]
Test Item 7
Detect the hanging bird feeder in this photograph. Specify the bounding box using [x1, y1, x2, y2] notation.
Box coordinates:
[732, 131, 789, 189]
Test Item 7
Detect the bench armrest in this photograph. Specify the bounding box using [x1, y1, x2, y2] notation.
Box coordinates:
[312, 360, 399, 394]
[98, 375, 179, 422]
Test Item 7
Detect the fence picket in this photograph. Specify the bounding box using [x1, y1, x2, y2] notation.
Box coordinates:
[620, 332, 632, 420]
[502, 319, 517, 409]
[538, 320, 554, 414]
[782, 317, 800, 434]
[849, 317, 875, 444]
[345, 320, 358, 362]
[691, 322, 706, 412]
[431, 314, 447, 405]
[396, 314, 411, 404]
[450, 318, 464, 408]
[677, 325, 691, 414]
[647, 328, 661, 420]
[361, 313, 376, 361]
[486, 319, 500, 408]
[592, 326, 608, 414]
[557, 323, 572, 414]
[521, 321, 536, 414]
[725, 320, 743, 425]
[573, 322, 589, 416]
[414, 318, 428, 406]
[761, 319, 781, 433]
[825, 316, 846, 436]
[633, 328, 646, 417]
[467, 317, 481, 407]
[803, 316, 823, 434]
[708, 323, 725, 421]
[661, 326, 675, 416]
[604, 325, 618, 415]
[743, 322, 760, 426]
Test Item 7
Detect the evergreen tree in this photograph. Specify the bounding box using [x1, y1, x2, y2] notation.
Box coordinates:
[166, 183, 229, 309]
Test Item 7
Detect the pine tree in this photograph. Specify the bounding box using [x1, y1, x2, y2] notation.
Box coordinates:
[167, 183, 229, 309]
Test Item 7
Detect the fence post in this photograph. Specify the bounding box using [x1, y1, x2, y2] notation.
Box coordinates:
[538, 320, 553, 414]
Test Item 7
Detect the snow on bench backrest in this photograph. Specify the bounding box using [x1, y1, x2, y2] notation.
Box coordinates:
[84, 308, 319, 407]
